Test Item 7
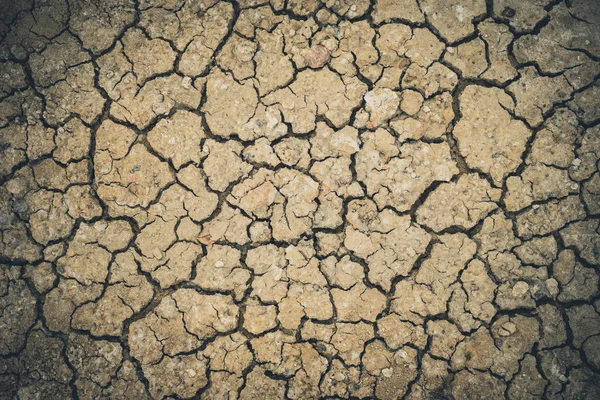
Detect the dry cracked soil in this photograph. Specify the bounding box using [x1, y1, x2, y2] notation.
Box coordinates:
[0, 0, 600, 399]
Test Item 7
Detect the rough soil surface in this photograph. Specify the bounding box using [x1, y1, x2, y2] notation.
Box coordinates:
[1, 0, 599, 399]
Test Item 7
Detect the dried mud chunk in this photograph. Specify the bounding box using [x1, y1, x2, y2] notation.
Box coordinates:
[583, 336, 600, 370]
[417, 174, 501, 232]
[493, 0, 551, 33]
[491, 315, 539, 379]
[540, 347, 583, 398]
[570, 84, 600, 125]
[331, 282, 386, 323]
[67, 334, 123, 398]
[508, 67, 573, 127]
[0, 278, 36, 355]
[364, 88, 400, 128]
[405, 29, 446, 68]
[263, 68, 367, 134]
[451, 326, 496, 371]
[69, 0, 135, 54]
[562, 368, 600, 400]
[139, 241, 203, 288]
[203, 69, 259, 138]
[203, 333, 253, 376]
[409, 355, 450, 397]
[255, 29, 294, 96]
[199, 203, 251, 245]
[566, 304, 600, 348]
[1, 329, 72, 397]
[145, 354, 208, 399]
[391, 279, 456, 325]
[28, 32, 90, 87]
[514, 235, 557, 266]
[325, 0, 369, 18]
[377, 314, 427, 350]
[583, 173, 600, 215]
[399, 90, 424, 116]
[362, 340, 418, 400]
[193, 245, 250, 301]
[495, 280, 537, 310]
[129, 290, 239, 365]
[203, 372, 243, 399]
[416, 233, 477, 287]
[538, 304, 567, 349]
[53, 118, 91, 164]
[43, 279, 103, 333]
[401, 62, 458, 98]
[57, 220, 133, 285]
[392, 92, 454, 141]
[0, 62, 27, 96]
[24, 262, 56, 294]
[71, 252, 153, 335]
[421, 0, 486, 43]
[320, 255, 363, 290]
[427, 320, 464, 360]
[242, 300, 277, 335]
[356, 129, 458, 212]
[452, 370, 506, 400]
[27, 190, 74, 245]
[345, 199, 431, 291]
[279, 282, 333, 330]
[372, 0, 424, 23]
[309, 123, 360, 160]
[111, 74, 202, 129]
[553, 249, 598, 302]
[122, 28, 176, 83]
[240, 367, 286, 400]
[42, 63, 106, 125]
[516, 195, 586, 239]
[283, 343, 329, 399]
[475, 212, 521, 254]
[571, 125, 600, 182]
[217, 34, 257, 81]
[251, 330, 296, 366]
[203, 139, 252, 192]
[228, 168, 319, 242]
[444, 39, 488, 78]
[147, 110, 205, 169]
[0, 124, 27, 179]
[26, 123, 56, 162]
[320, 359, 375, 398]
[235, 6, 284, 38]
[454, 85, 531, 184]
[508, 354, 547, 399]
[246, 244, 288, 303]
[487, 251, 542, 308]
[95, 119, 137, 160]
[514, 2, 600, 71]
[284, 0, 320, 16]
[177, 4, 234, 76]
[460, 259, 497, 323]
[335, 20, 379, 80]
[505, 164, 577, 212]
[479, 20, 517, 83]
[275, 137, 311, 169]
[331, 322, 374, 366]
[96, 143, 174, 216]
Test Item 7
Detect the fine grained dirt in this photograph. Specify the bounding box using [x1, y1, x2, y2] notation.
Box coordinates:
[0, 0, 599, 399]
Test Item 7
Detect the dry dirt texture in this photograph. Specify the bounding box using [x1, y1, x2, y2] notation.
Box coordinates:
[1, 0, 600, 399]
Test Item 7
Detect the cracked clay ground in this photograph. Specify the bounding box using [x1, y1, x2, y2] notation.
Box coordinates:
[1, 0, 600, 399]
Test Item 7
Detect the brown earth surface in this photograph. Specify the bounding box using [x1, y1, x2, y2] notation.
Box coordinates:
[1, 0, 600, 399]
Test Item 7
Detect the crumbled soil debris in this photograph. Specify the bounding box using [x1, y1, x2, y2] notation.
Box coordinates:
[1, 0, 599, 399]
